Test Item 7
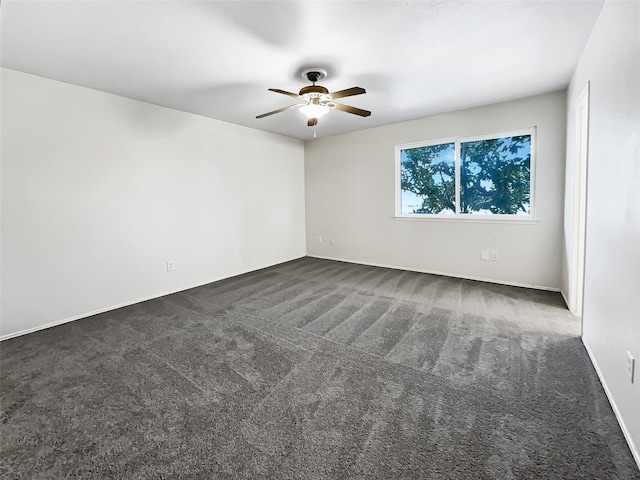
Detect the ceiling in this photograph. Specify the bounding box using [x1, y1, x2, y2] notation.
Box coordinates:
[1, 1, 604, 141]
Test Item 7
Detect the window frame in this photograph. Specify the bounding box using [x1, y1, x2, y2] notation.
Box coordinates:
[394, 127, 537, 223]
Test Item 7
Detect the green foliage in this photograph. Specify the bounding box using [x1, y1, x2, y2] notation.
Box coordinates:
[400, 143, 455, 214]
[401, 135, 531, 215]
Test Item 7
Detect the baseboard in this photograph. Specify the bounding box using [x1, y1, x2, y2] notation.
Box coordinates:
[308, 254, 561, 293]
[582, 337, 640, 470]
[560, 289, 570, 310]
[3, 254, 559, 342]
[0, 282, 212, 342]
[0, 256, 306, 342]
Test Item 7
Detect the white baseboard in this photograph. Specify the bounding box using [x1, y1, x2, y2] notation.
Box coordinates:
[560, 289, 571, 309]
[582, 337, 640, 470]
[1, 254, 560, 341]
[308, 254, 561, 293]
[0, 282, 210, 342]
[0, 257, 306, 342]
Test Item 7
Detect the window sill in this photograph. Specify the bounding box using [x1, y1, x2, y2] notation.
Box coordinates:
[393, 215, 539, 225]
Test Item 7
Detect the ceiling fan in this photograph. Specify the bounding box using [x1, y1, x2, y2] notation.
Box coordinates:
[256, 68, 371, 127]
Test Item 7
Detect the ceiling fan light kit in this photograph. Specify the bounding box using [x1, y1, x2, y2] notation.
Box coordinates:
[256, 67, 371, 132]
[299, 98, 330, 119]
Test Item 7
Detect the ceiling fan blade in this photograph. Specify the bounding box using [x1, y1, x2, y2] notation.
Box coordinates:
[308, 118, 318, 127]
[256, 104, 301, 119]
[330, 102, 371, 117]
[268, 88, 302, 99]
[328, 87, 366, 100]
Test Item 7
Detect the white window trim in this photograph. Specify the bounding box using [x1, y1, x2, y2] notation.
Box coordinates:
[394, 127, 537, 222]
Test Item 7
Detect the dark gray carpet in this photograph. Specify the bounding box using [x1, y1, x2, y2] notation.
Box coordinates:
[1, 257, 638, 479]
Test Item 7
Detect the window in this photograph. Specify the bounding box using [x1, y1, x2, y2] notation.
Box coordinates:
[396, 128, 535, 219]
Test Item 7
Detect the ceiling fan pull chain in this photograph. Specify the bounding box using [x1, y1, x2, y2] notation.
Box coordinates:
[313, 123, 317, 138]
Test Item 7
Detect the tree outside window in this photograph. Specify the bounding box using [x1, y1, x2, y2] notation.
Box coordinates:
[398, 130, 533, 217]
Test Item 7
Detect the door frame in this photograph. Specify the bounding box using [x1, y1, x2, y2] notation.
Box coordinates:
[569, 82, 590, 322]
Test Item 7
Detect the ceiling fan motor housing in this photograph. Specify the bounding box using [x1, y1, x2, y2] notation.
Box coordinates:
[299, 85, 329, 96]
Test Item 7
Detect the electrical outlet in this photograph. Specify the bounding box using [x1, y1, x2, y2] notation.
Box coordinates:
[491, 251, 499, 261]
[481, 250, 489, 261]
[317, 236, 323, 244]
[167, 261, 175, 272]
[627, 351, 635, 383]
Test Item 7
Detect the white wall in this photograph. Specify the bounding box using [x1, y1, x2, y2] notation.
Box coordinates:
[305, 91, 567, 290]
[0, 68, 306, 339]
[564, 1, 640, 465]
